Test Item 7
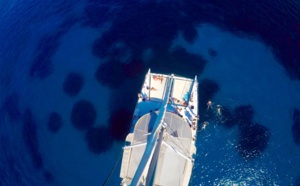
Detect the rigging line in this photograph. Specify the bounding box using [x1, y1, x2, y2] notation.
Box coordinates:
[102, 150, 123, 186]
[165, 122, 191, 156]
[164, 121, 190, 154]
[178, 151, 181, 185]
[165, 132, 190, 158]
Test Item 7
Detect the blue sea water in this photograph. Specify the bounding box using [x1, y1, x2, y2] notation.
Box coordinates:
[1, 0, 300, 185]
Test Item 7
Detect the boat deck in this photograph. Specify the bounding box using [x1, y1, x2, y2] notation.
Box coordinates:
[120, 70, 199, 186]
[141, 73, 193, 106]
[138, 72, 198, 134]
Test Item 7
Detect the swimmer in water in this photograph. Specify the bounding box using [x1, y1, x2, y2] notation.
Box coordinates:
[207, 100, 213, 109]
[216, 105, 222, 116]
[202, 121, 209, 130]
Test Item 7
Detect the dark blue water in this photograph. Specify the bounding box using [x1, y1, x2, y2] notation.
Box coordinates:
[1, 0, 300, 185]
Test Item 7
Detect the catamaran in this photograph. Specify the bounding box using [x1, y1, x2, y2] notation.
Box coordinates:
[120, 69, 199, 186]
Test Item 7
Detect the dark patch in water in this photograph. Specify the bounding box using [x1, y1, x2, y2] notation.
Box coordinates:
[237, 123, 270, 160]
[1, 93, 21, 122]
[92, 1, 300, 80]
[91, 1, 191, 58]
[63, 72, 84, 97]
[234, 104, 254, 128]
[44, 170, 54, 183]
[208, 48, 218, 57]
[108, 74, 145, 114]
[71, 100, 96, 130]
[147, 47, 207, 78]
[123, 59, 145, 79]
[22, 109, 43, 169]
[30, 33, 58, 79]
[95, 50, 145, 85]
[223, 104, 272, 160]
[108, 109, 132, 141]
[169, 47, 207, 75]
[292, 108, 300, 145]
[85, 126, 113, 153]
[48, 112, 63, 133]
[29, 58, 54, 79]
[30, 16, 79, 79]
[180, 21, 198, 43]
[95, 60, 125, 88]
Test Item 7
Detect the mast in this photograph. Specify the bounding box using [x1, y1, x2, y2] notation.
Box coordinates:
[130, 75, 173, 186]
